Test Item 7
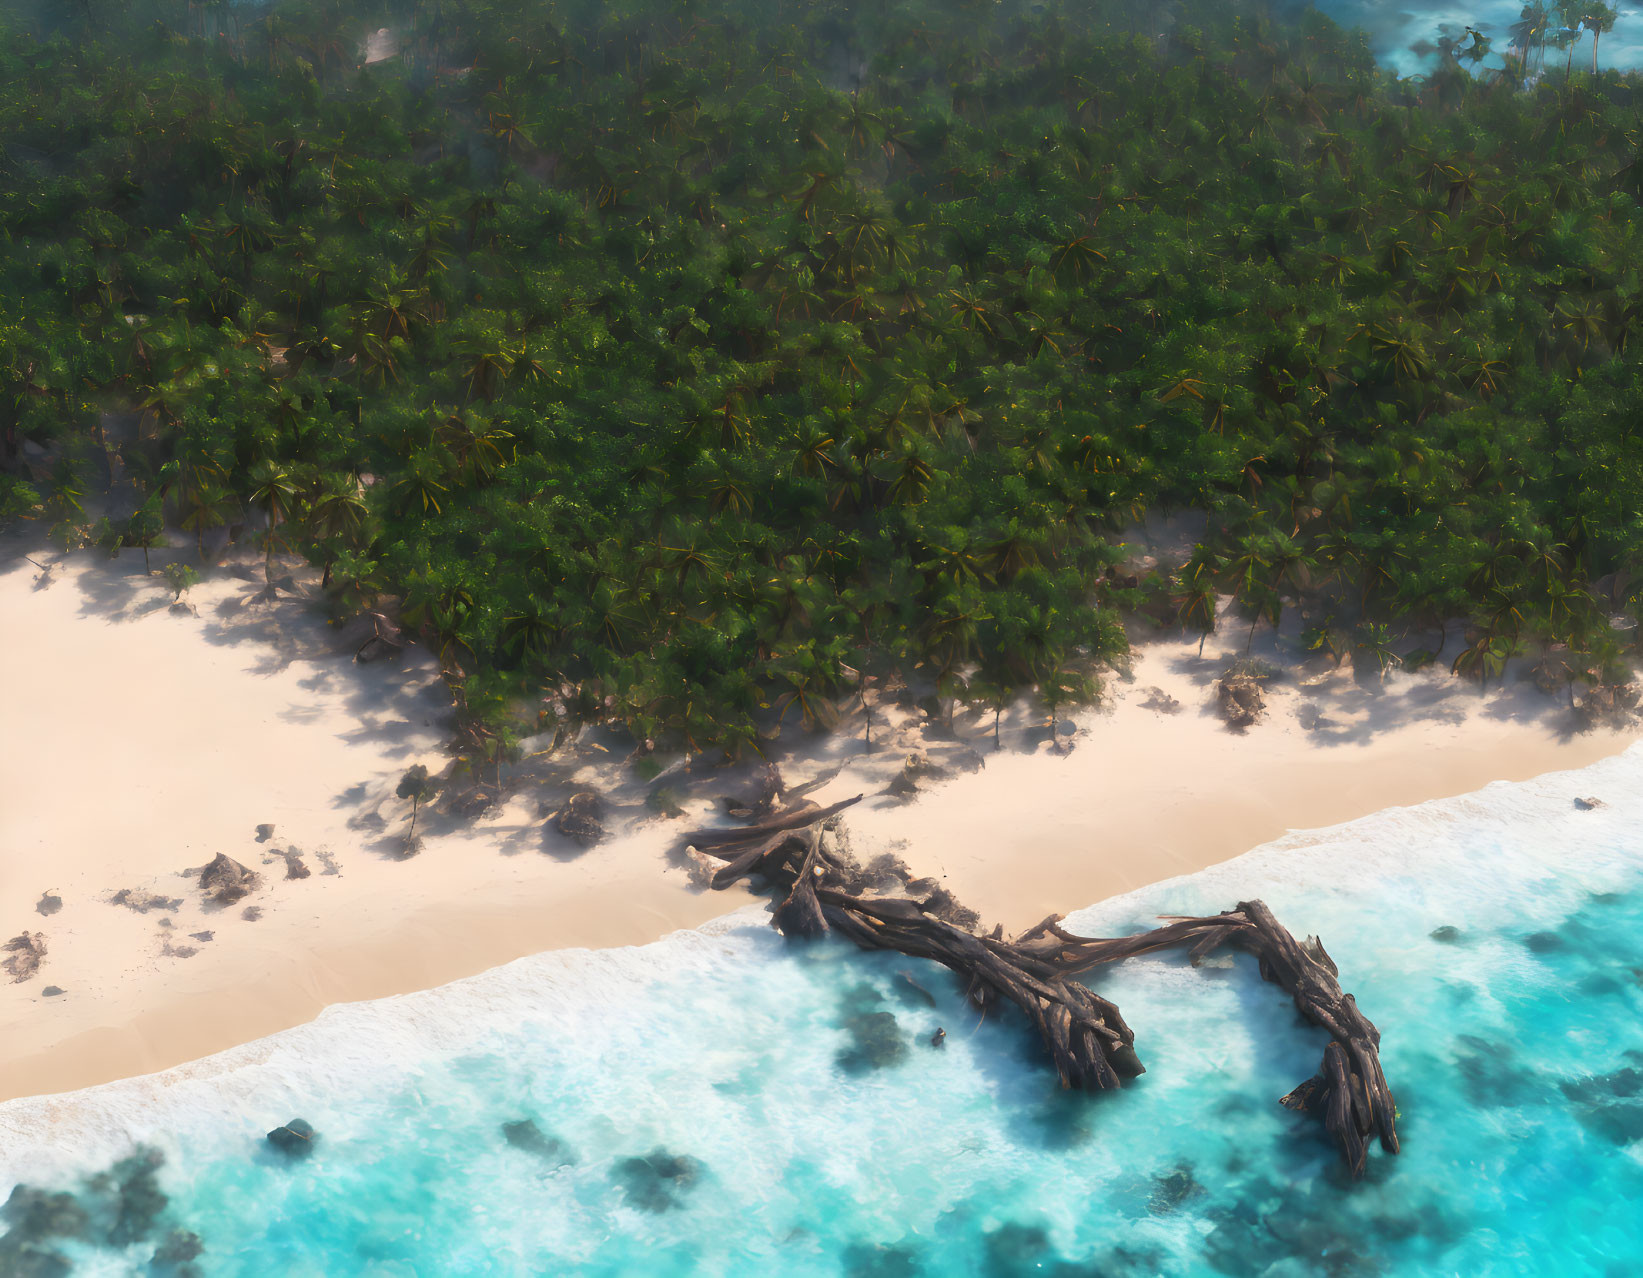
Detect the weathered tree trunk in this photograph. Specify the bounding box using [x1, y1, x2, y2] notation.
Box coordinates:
[684, 806, 1398, 1177]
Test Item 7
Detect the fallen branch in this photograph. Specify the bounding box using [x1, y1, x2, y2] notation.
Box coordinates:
[689, 807, 1397, 1177]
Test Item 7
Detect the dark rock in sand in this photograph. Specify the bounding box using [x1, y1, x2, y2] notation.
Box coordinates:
[112, 888, 182, 914]
[41, 986, 64, 998]
[267, 1118, 318, 1158]
[189, 932, 214, 943]
[199, 854, 260, 905]
[34, 892, 61, 917]
[282, 851, 311, 880]
[501, 1119, 575, 1165]
[612, 1148, 703, 1212]
[1429, 925, 1463, 944]
[1216, 672, 1266, 728]
[1140, 686, 1182, 715]
[948, 747, 987, 774]
[552, 791, 606, 846]
[2, 932, 47, 983]
[241, 905, 263, 922]
[254, 824, 275, 843]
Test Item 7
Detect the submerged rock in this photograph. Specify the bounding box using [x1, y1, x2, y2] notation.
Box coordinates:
[1, 1185, 90, 1242]
[552, 791, 606, 846]
[836, 987, 909, 1074]
[199, 854, 260, 906]
[501, 1119, 575, 1165]
[1429, 925, 1463, 944]
[151, 1227, 204, 1272]
[1148, 1165, 1205, 1216]
[267, 1118, 318, 1158]
[612, 1148, 703, 1212]
[2, 932, 47, 983]
[107, 1150, 168, 1246]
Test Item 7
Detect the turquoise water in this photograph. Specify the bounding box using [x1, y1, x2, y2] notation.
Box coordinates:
[2, 747, 1641, 1275]
[1312, 1, 1643, 77]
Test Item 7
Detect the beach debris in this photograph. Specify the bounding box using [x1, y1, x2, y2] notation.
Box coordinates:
[501, 1119, 575, 1165]
[720, 762, 785, 819]
[930, 1027, 947, 1048]
[199, 853, 261, 905]
[41, 986, 64, 998]
[111, 888, 182, 914]
[241, 905, 263, 922]
[266, 1119, 318, 1158]
[551, 790, 607, 846]
[35, 892, 61, 917]
[313, 848, 342, 876]
[1139, 687, 1181, 715]
[1574, 796, 1607, 811]
[689, 801, 1399, 1179]
[1216, 672, 1266, 728]
[612, 1149, 702, 1212]
[282, 850, 312, 879]
[886, 752, 945, 799]
[255, 824, 275, 843]
[1571, 681, 1640, 730]
[2, 932, 47, 983]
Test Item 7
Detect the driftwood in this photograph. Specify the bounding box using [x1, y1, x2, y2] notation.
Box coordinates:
[685, 807, 1398, 1178]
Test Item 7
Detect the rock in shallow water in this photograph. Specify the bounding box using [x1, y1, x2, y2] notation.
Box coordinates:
[267, 1118, 318, 1158]
[613, 1148, 702, 1212]
[501, 1119, 575, 1165]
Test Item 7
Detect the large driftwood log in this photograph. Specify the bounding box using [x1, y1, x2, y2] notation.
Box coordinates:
[684, 807, 1398, 1178]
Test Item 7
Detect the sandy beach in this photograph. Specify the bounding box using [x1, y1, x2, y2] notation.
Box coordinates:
[2, 532, 1636, 1103]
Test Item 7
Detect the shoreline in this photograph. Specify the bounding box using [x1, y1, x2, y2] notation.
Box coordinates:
[2, 540, 1637, 1104]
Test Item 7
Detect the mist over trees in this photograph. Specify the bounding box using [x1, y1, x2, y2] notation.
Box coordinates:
[1, 0, 1640, 772]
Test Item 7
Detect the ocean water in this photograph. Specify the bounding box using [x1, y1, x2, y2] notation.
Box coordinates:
[1312, 0, 1643, 78]
[2, 745, 1640, 1276]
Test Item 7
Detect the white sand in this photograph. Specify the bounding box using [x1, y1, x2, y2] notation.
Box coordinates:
[2, 536, 1635, 1102]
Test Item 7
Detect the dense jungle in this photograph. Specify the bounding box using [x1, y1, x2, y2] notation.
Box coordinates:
[1, 0, 1640, 777]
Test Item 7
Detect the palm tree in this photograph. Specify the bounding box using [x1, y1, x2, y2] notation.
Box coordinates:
[246, 461, 301, 586]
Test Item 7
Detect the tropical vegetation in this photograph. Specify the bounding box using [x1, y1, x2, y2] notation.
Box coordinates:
[1, 0, 1640, 782]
